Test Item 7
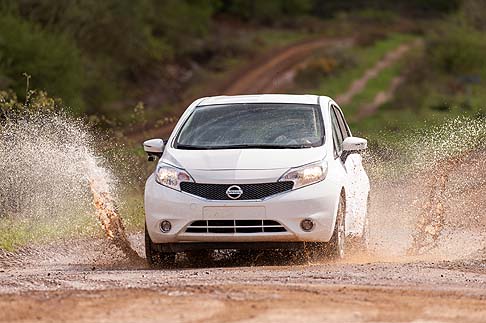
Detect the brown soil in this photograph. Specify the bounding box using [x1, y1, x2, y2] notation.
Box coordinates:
[1, 240, 485, 323]
[1, 146, 485, 322]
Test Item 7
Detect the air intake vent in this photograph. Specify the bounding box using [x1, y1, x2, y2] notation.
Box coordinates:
[185, 220, 287, 234]
[180, 182, 293, 200]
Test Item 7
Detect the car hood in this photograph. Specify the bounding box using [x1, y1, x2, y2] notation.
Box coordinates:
[162, 147, 326, 171]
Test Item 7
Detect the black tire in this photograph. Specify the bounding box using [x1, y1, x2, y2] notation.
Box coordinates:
[325, 193, 346, 259]
[145, 224, 176, 268]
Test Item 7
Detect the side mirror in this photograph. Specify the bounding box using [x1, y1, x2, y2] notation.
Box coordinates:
[343, 137, 367, 152]
[143, 138, 164, 161]
[341, 137, 367, 161]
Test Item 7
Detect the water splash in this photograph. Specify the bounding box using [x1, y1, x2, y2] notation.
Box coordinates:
[87, 167, 141, 261]
[407, 153, 467, 255]
[365, 116, 486, 259]
[0, 111, 141, 261]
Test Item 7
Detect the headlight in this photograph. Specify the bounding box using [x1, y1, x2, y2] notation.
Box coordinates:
[155, 164, 193, 190]
[279, 161, 327, 189]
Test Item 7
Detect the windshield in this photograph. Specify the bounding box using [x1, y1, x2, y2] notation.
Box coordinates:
[175, 103, 324, 149]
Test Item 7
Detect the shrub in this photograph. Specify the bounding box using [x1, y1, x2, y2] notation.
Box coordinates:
[427, 21, 486, 75]
[295, 50, 356, 88]
[0, 89, 60, 121]
[295, 58, 338, 88]
[0, 14, 85, 113]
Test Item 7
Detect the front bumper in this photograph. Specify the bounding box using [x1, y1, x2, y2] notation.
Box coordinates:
[145, 175, 341, 245]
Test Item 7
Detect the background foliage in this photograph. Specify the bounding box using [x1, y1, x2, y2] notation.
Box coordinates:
[0, 0, 480, 124]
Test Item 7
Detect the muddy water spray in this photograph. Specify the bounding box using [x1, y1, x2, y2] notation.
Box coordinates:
[0, 112, 141, 261]
[366, 117, 486, 259]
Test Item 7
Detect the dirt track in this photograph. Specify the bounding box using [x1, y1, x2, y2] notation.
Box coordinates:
[1, 235, 486, 323]
[1, 148, 486, 322]
[221, 37, 351, 95]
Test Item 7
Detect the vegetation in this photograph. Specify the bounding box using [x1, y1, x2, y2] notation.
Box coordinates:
[0, 214, 99, 251]
[358, 2, 486, 142]
[0, 0, 461, 118]
[295, 33, 416, 119]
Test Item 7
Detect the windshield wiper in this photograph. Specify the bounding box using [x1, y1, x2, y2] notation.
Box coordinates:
[176, 143, 315, 150]
[175, 144, 213, 150]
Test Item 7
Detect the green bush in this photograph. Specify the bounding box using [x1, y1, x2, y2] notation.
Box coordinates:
[427, 22, 486, 75]
[0, 14, 85, 113]
[0, 89, 61, 122]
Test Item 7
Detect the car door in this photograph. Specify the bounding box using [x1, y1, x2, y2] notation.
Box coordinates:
[330, 104, 370, 237]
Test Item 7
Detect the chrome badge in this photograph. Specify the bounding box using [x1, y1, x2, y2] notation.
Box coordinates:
[226, 185, 243, 199]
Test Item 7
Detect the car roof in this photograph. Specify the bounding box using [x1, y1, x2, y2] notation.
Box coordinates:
[198, 94, 325, 106]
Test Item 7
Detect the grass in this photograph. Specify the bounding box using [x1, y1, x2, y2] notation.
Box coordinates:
[118, 189, 145, 231]
[0, 189, 145, 252]
[309, 34, 415, 109]
[0, 213, 100, 252]
[346, 59, 406, 117]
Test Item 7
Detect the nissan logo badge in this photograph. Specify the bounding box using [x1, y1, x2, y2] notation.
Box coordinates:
[226, 185, 243, 199]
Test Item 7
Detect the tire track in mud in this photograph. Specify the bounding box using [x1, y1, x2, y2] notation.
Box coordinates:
[352, 39, 422, 121]
[335, 41, 417, 106]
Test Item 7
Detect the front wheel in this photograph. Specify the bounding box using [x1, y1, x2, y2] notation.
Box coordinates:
[325, 194, 346, 259]
[145, 224, 176, 268]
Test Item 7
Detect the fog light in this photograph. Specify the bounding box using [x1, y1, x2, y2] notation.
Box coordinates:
[300, 219, 314, 232]
[160, 220, 172, 233]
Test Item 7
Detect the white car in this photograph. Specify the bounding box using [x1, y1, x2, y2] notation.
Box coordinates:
[143, 94, 370, 266]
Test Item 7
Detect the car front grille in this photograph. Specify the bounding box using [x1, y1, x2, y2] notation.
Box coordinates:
[179, 182, 293, 200]
[185, 220, 287, 234]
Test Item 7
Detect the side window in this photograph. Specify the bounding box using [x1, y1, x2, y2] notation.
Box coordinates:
[330, 108, 344, 157]
[333, 106, 351, 139]
[332, 105, 350, 139]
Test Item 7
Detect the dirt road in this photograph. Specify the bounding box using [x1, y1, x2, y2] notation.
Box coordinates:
[1, 147, 486, 322]
[1, 236, 486, 323]
[148, 35, 412, 139]
[1, 254, 486, 322]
